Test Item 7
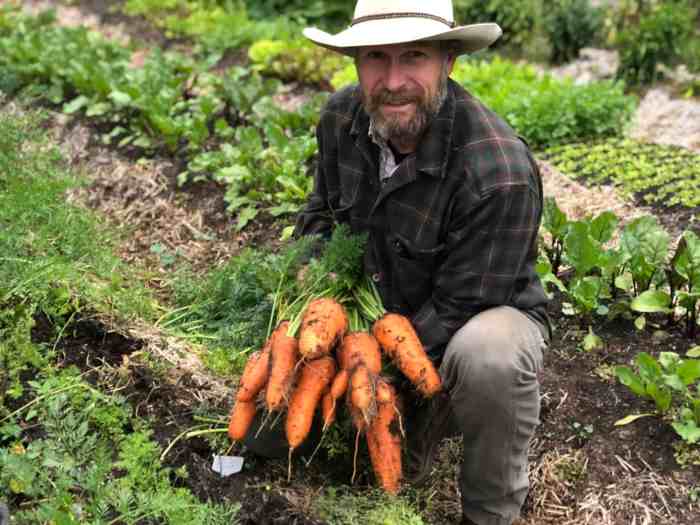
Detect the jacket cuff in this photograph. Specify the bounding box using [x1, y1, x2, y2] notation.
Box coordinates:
[410, 300, 451, 361]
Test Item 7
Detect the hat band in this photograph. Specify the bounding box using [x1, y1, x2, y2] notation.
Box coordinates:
[350, 12, 455, 28]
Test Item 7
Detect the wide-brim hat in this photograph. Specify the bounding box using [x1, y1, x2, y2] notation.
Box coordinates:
[303, 0, 502, 57]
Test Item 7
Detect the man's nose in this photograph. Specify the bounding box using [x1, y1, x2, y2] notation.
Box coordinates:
[384, 60, 407, 92]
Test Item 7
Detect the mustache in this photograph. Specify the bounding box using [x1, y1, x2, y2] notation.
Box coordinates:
[370, 89, 422, 106]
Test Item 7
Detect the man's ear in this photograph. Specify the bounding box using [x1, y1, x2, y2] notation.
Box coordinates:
[446, 54, 457, 75]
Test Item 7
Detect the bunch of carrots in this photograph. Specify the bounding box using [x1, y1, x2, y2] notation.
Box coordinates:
[226, 280, 441, 495]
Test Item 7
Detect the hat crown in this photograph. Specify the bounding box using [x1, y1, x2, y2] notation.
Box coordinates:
[353, 0, 454, 24]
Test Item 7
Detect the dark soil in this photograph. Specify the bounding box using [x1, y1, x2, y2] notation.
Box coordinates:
[25, 298, 700, 524]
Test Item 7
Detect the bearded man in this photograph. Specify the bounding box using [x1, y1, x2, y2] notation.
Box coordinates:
[249, 2, 551, 524]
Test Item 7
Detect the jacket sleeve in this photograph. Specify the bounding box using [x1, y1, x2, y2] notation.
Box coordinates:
[410, 171, 543, 360]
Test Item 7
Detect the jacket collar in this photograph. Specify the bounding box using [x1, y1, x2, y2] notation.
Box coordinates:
[349, 79, 457, 179]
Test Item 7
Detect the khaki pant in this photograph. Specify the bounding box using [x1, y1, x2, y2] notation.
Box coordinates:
[244, 306, 547, 525]
[442, 306, 547, 525]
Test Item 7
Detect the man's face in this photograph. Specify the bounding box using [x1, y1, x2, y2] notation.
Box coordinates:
[356, 42, 455, 149]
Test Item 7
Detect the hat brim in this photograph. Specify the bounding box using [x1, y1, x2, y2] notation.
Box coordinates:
[303, 20, 502, 57]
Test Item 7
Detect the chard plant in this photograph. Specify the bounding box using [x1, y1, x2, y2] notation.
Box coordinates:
[631, 230, 700, 338]
[616, 349, 700, 445]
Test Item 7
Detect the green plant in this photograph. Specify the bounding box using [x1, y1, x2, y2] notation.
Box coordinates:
[543, 0, 603, 64]
[313, 487, 425, 525]
[244, 0, 352, 31]
[453, 0, 538, 48]
[560, 211, 620, 323]
[0, 106, 156, 322]
[249, 38, 352, 89]
[619, 216, 670, 295]
[541, 197, 570, 276]
[126, 0, 297, 53]
[616, 350, 700, 444]
[543, 139, 700, 209]
[630, 230, 700, 338]
[0, 369, 240, 524]
[450, 57, 635, 148]
[616, 2, 696, 85]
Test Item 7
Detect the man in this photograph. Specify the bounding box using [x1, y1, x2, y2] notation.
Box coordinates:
[250, 2, 550, 524]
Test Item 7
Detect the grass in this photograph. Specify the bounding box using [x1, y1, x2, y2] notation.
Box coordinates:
[0, 101, 157, 323]
[313, 487, 425, 525]
[0, 101, 241, 523]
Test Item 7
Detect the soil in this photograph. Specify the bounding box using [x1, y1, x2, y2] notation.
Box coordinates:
[6, 1, 700, 523]
[25, 296, 700, 524]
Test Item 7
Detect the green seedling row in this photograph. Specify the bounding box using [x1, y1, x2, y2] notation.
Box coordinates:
[544, 139, 700, 209]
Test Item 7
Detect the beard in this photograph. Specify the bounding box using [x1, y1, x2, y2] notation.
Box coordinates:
[364, 64, 449, 146]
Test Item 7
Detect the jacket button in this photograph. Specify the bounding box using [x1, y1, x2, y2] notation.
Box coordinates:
[372, 273, 381, 282]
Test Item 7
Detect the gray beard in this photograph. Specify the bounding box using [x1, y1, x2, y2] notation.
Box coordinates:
[367, 67, 449, 146]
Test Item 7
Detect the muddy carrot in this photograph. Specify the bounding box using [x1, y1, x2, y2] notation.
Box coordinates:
[227, 399, 257, 441]
[285, 356, 337, 451]
[349, 364, 376, 424]
[236, 339, 272, 402]
[338, 331, 382, 375]
[298, 298, 348, 359]
[365, 382, 402, 494]
[321, 389, 336, 429]
[372, 313, 441, 397]
[321, 368, 349, 431]
[266, 321, 300, 412]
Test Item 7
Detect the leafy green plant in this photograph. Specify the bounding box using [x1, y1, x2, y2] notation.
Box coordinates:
[619, 216, 670, 295]
[244, 0, 352, 32]
[631, 230, 700, 338]
[126, 0, 297, 53]
[616, 1, 696, 85]
[450, 57, 635, 148]
[541, 196, 570, 276]
[616, 350, 700, 445]
[561, 212, 620, 323]
[453, 0, 538, 47]
[543, 0, 603, 64]
[249, 38, 352, 89]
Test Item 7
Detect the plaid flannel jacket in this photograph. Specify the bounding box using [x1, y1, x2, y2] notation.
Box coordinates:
[295, 79, 549, 359]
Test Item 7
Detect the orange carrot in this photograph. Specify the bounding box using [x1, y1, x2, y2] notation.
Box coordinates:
[227, 399, 257, 441]
[330, 368, 349, 399]
[375, 377, 393, 404]
[338, 331, 382, 375]
[321, 389, 336, 429]
[366, 382, 403, 494]
[236, 339, 272, 402]
[298, 298, 348, 359]
[372, 313, 441, 397]
[265, 321, 300, 412]
[285, 356, 337, 450]
[321, 368, 349, 431]
[349, 364, 376, 424]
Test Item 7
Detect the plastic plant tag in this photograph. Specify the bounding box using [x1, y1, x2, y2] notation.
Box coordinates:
[212, 455, 244, 477]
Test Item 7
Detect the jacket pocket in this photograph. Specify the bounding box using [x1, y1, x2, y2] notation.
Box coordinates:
[389, 233, 445, 311]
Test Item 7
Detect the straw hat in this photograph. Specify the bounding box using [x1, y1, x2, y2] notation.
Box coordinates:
[303, 0, 502, 56]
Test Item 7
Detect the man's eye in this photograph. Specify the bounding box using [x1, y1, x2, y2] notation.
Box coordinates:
[405, 51, 426, 60]
[366, 51, 385, 60]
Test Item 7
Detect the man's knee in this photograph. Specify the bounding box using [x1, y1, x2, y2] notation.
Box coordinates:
[440, 307, 544, 393]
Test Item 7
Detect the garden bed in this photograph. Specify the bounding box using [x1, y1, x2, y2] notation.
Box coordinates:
[2, 1, 699, 524]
